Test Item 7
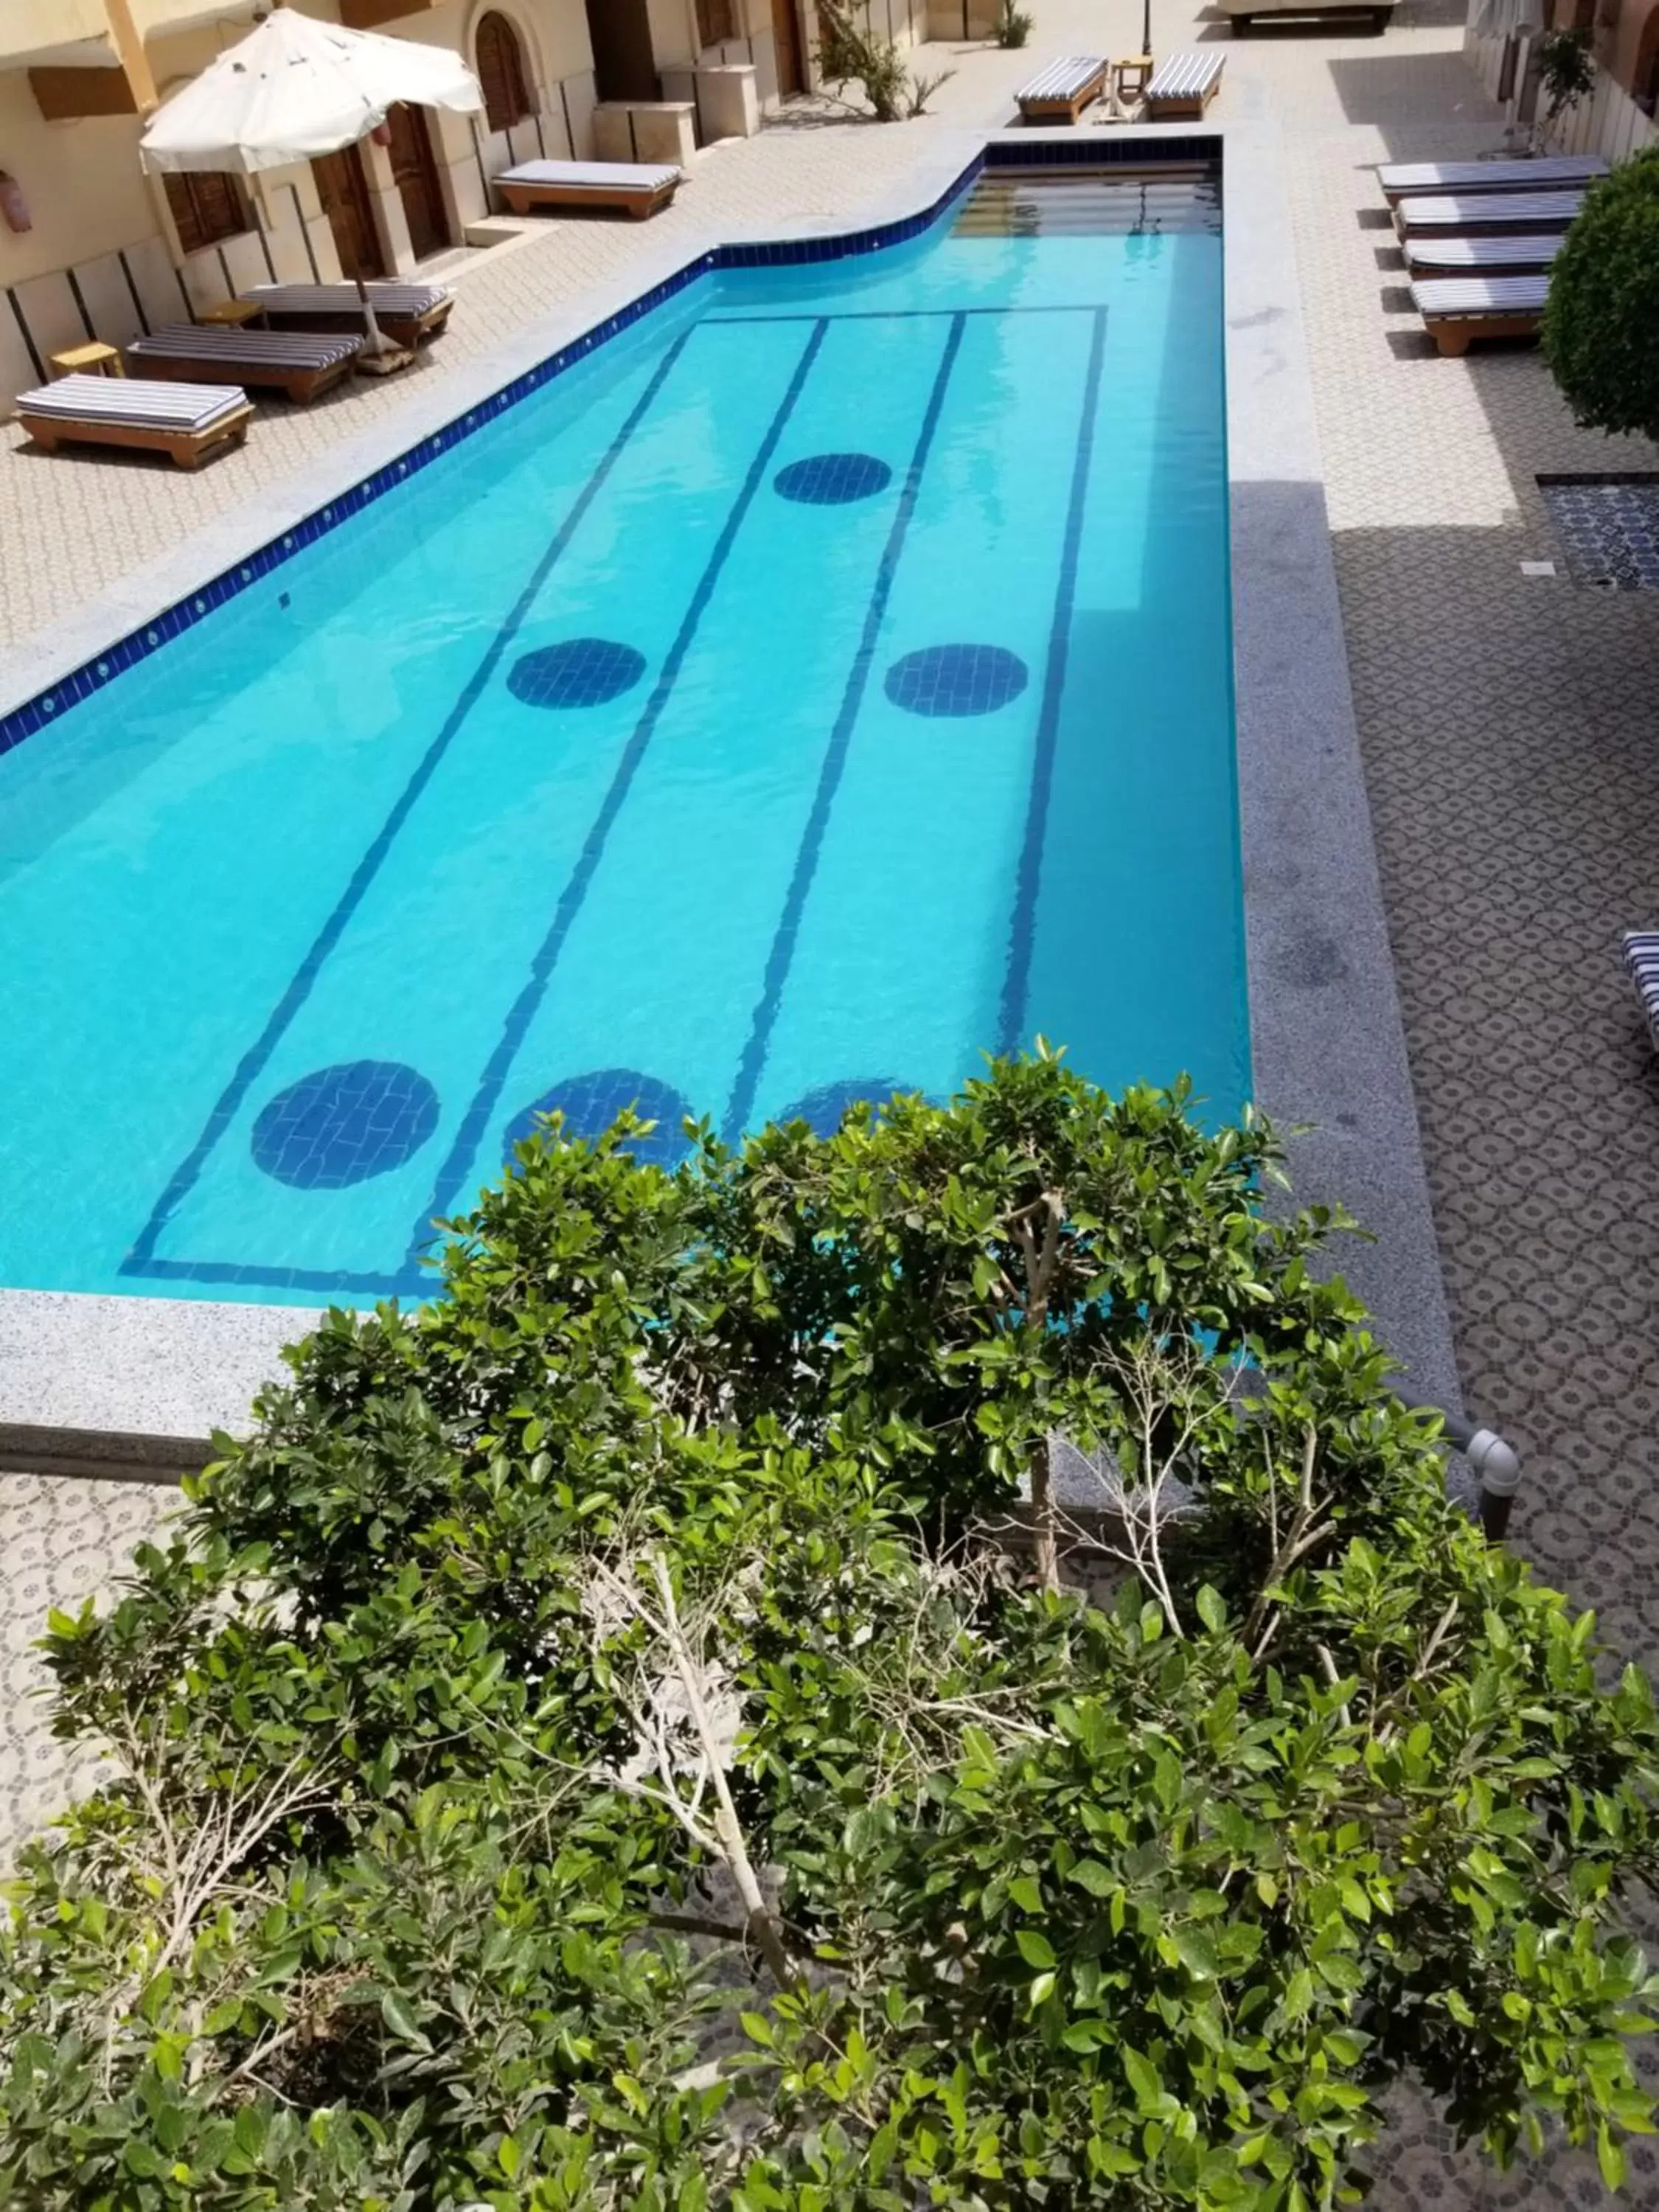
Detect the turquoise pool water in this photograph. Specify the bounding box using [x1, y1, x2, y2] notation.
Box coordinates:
[0, 166, 1242, 1305]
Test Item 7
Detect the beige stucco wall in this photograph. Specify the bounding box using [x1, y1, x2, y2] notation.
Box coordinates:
[0, 0, 597, 414]
[1463, 7, 1659, 160]
[0, 0, 112, 64]
[0, 72, 151, 285]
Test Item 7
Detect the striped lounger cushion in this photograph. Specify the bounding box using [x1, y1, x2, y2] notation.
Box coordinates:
[1379, 156, 1607, 196]
[240, 282, 452, 317]
[1398, 192, 1584, 232]
[15, 373, 249, 429]
[1624, 933, 1659, 1042]
[1017, 58, 1105, 102]
[1405, 235, 1561, 274]
[496, 159, 681, 190]
[128, 326, 362, 369]
[1409, 276, 1548, 319]
[1147, 52, 1223, 100]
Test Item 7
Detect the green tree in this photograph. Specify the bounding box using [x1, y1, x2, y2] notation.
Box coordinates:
[4, 1054, 1658, 2209]
[1544, 148, 1659, 444]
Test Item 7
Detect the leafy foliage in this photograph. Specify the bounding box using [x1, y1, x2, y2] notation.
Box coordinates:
[813, 0, 950, 120]
[993, 1, 1034, 49]
[4, 1054, 1659, 2209]
[1534, 26, 1596, 131]
[1544, 148, 1659, 444]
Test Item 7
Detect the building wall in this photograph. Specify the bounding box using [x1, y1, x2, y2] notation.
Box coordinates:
[0, 0, 597, 417]
[1464, 3, 1658, 163]
[1600, 0, 1658, 106]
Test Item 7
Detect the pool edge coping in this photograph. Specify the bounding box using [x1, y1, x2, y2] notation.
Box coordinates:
[0, 119, 1463, 1472]
[1220, 112, 1462, 1420]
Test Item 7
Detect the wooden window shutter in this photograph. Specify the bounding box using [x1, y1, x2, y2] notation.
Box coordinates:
[163, 169, 246, 256]
[695, 0, 737, 45]
[476, 11, 532, 132]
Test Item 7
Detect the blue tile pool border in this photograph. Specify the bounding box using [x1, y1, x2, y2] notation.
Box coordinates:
[0, 133, 1220, 762]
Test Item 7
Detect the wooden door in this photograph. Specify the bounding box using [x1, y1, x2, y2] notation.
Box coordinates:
[771, 0, 806, 96]
[582, 0, 658, 102]
[386, 102, 451, 262]
[312, 142, 385, 281]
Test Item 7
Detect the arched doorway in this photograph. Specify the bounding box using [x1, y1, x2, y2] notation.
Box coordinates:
[386, 102, 451, 261]
[312, 142, 385, 280]
[476, 10, 534, 133]
[1634, 0, 1659, 114]
[582, 0, 657, 102]
[772, 0, 806, 95]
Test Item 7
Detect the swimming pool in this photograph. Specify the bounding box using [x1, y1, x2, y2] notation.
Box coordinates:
[0, 159, 1242, 1307]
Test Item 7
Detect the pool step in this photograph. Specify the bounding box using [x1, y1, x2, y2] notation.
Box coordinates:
[956, 169, 1220, 237]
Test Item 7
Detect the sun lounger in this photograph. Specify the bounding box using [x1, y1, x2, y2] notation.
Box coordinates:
[1144, 52, 1225, 119]
[495, 159, 681, 220]
[1219, 0, 1394, 29]
[1410, 275, 1548, 356]
[1015, 57, 1107, 123]
[13, 372, 251, 469]
[237, 282, 453, 349]
[126, 324, 361, 403]
[1404, 233, 1561, 278]
[1394, 189, 1585, 239]
[1624, 933, 1659, 1046]
[1378, 155, 1608, 204]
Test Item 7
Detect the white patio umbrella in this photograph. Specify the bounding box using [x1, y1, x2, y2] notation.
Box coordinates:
[139, 3, 483, 358]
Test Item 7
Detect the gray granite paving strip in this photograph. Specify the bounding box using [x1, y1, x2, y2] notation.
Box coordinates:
[1223, 108, 1460, 1416]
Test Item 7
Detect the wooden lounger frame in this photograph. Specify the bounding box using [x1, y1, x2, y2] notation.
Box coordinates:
[1145, 72, 1225, 121]
[1392, 195, 1582, 240]
[126, 351, 357, 404]
[253, 296, 453, 350]
[1419, 307, 1543, 357]
[1405, 243, 1559, 279]
[1016, 63, 1107, 123]
[16, 400, 252, 470]
[497, 173, 680, 220]
[1230, 6, 1391, 31]
[1378, 157, 1607, 204]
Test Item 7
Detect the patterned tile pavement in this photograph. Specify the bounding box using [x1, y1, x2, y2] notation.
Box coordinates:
[7, 7, 1659, 2200]
[1540, 476, 1659, 589]
[0, 1475, 176, 1851]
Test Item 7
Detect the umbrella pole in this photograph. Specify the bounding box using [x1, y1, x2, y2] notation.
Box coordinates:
[352, 271, 412, 376]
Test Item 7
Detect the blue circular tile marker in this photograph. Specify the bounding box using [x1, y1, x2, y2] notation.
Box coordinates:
[504, 1068, 693, 1167]
[778, 1077, 914, 1138]
[883, 644, 1029, 719]
[508, 638, 647, 709]
[251, 1060, 439, 1189]
[774, 452, 894, 507]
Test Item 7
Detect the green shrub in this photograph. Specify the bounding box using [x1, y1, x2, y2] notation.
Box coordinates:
[994, 0, 1034, 48]
[813, 0, 950, 119]
[1534, 26, 1596, 135]
[1544, 148, 1659, 444]
[4, 1053, 1658, 2209]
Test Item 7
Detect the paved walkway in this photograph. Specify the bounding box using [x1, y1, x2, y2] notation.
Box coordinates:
[6, 7, 1659, 2201]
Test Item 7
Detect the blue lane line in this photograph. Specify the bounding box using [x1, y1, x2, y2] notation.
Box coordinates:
[720, 311, 968, 1146]
[120, 329, 697, 1288]
[406, 317, 833, 1265]
[998, 305, 1108, 1057]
